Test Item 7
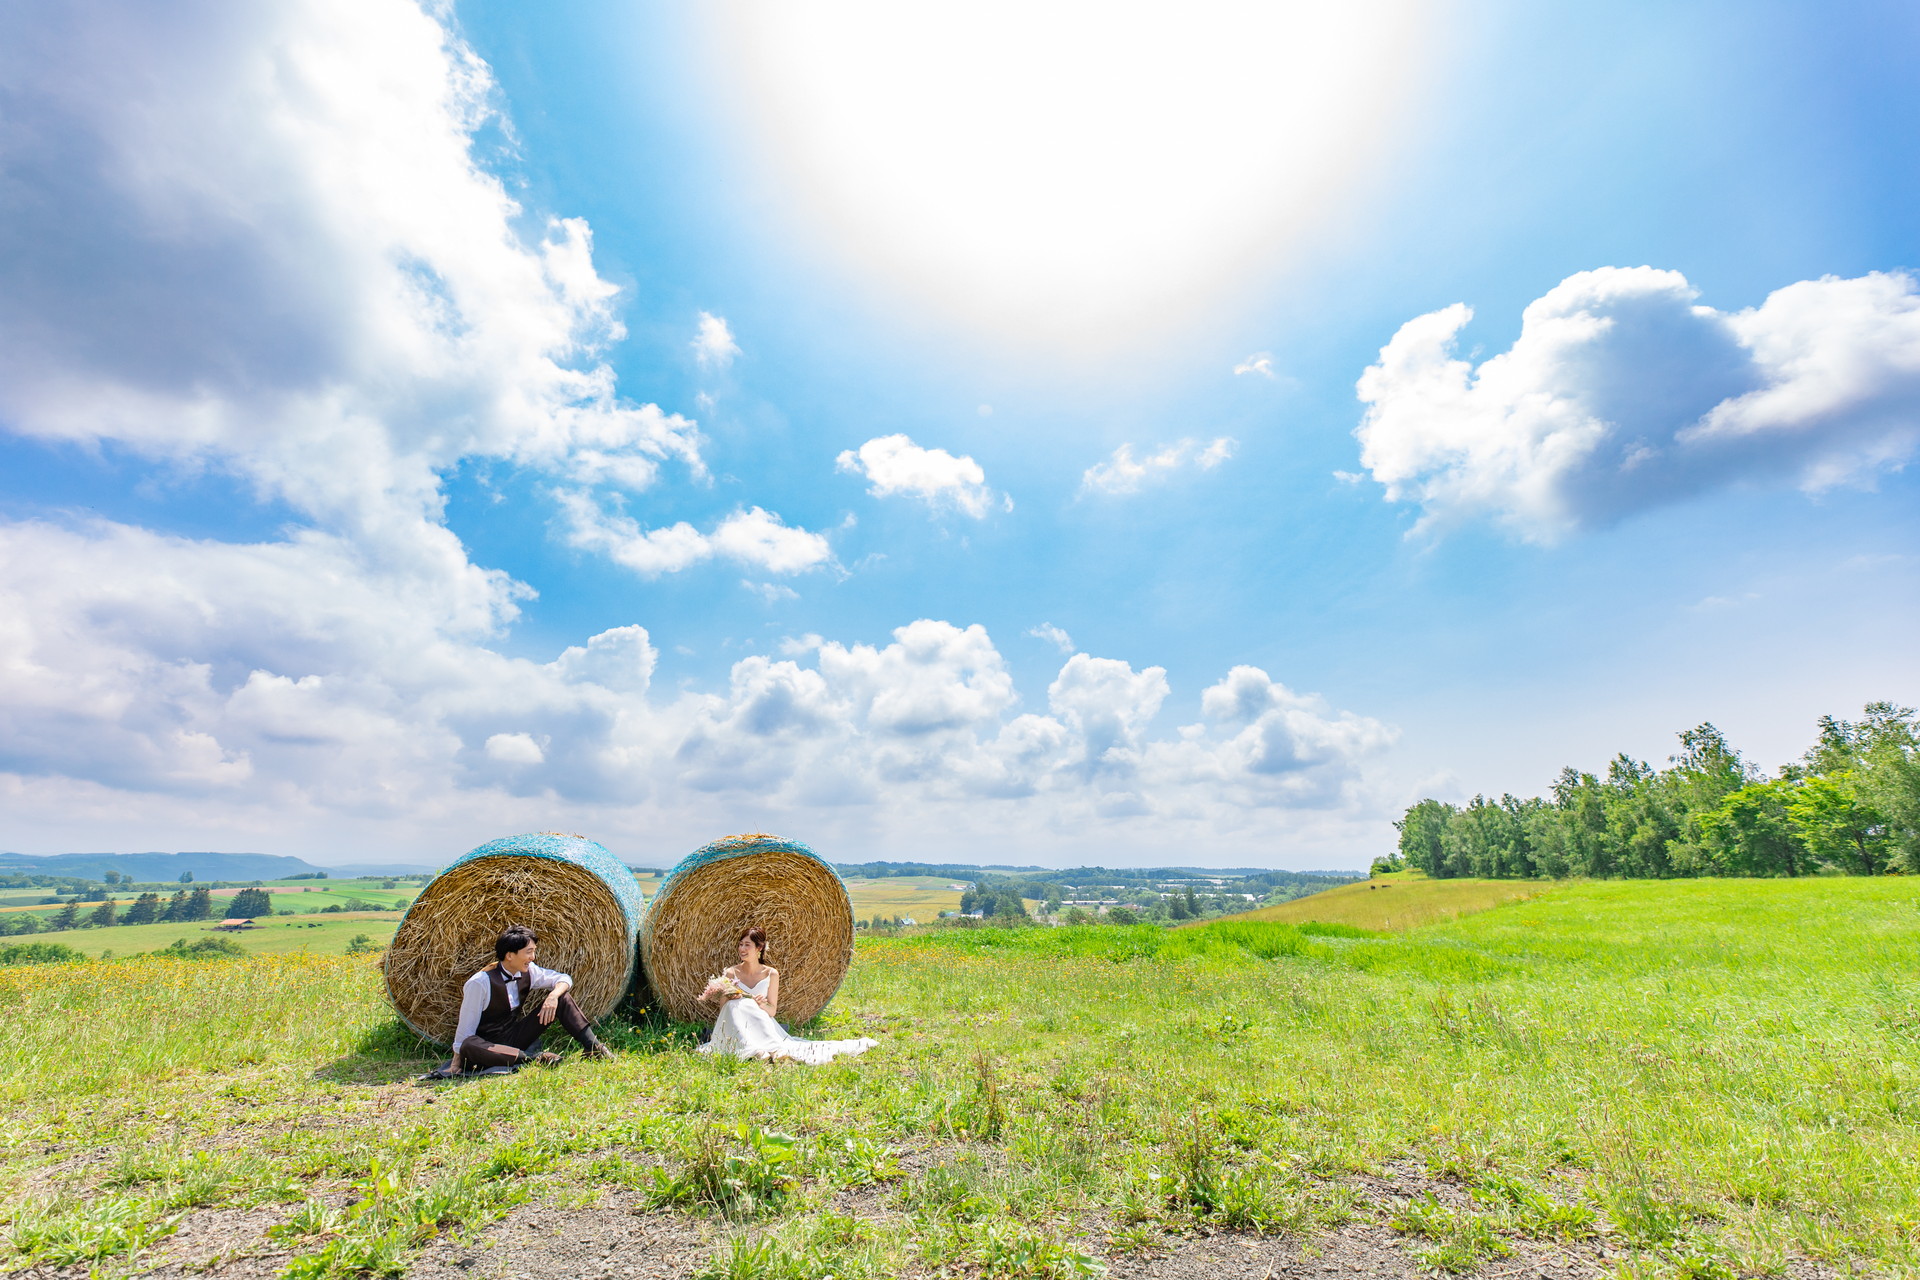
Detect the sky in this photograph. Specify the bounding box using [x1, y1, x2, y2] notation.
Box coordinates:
[0, 0, 1915, 870]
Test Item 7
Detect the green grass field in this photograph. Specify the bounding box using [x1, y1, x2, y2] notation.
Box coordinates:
[15, 912, 404, 959]
[1202, 871, 1552, 932]
[3, 877, 1917, 1278]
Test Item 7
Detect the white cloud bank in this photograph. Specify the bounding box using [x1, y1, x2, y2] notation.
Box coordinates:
[1356, 267, 1920, 541]
[0, 0, 1394, 863]
[556, 492, 832, 577]
[836, 434, 1003, 517]
[1081, 437, 1236, 495]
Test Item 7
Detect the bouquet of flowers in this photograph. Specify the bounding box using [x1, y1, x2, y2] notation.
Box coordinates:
[702, 974, 753, 1001]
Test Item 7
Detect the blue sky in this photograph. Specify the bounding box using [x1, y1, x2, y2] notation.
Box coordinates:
[0, 0, 1913, 868]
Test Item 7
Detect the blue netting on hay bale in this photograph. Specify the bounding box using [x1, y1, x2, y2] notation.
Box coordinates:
[384, 832, 647, 1044]
[639, 832, 855, 1026]
[441, 833, 648, 930]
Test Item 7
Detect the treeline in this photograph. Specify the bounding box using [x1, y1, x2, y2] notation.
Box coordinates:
[1395, 702, 1920, 879]
[1, 887, 218, 935]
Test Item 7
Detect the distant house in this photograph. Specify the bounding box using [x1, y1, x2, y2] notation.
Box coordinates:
[213, 918, 257, 931]
[900, 916, 917, 926]
[946, 883, 968, 891]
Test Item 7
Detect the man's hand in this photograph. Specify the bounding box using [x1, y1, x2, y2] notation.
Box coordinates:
[539, 993, 559, 1025]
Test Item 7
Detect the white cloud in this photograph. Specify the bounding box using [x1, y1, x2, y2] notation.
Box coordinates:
[743, 580, 800, 604]
[0, 0, 1399, 865]
[1355, 267, 1920, 541]
[550, 625, 657, 695]
[1080, 437, 1237, 495]
[693, 312, 742, 370]
[835, 434, 1002, 518]
[556, 492, 832, 577]
[1234, 352, 1275, 377]
[1028, 623, 1075, 654]
[0, 0, 705, 552]
[485, 733, 546, 765]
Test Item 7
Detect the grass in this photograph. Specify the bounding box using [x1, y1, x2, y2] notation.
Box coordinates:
[1202, 870, 1553, 932]
[7, 913, 403, 959]
[3, 877, 1918, 1278]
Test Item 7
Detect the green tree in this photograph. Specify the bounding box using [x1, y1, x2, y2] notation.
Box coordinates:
[162, 936, 246, 960]
[178, 871, 194, 884]
[1396, 799, 1454, 876]
[124, 892, 162, 926]
[184, 887, 214, 921]
[1550, 768, 1615, 877]
[160, 889, 189, 922]
[1168, 893, 1191, 920]
[1692, 779, 1807, 876]
[1788, 772, 1890, 875]
[228, 888, 274, 918]
[1106, 906, 1139, 925]
[1846, 703, 1920, 873]
[1603, 755, 1681, 878]
[53, 902, 79, 931]
[0, 941, 87, 965]
[88, 898, 118, 928]
[11, 913, 43, 936]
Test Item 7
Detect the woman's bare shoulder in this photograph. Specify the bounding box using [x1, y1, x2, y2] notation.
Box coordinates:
[723, 964, 739, 978]
[766, 966, 780, 977]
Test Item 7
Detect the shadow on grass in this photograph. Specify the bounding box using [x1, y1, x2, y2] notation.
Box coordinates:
[312, 1017, 443, 1085]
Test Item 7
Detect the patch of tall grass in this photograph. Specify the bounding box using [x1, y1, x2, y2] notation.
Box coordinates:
[2, 877, 1917, 1276]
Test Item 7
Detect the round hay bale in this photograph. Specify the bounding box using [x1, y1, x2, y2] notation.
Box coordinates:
[640, 833, 854, 1026]
[383, 833, 645, 1045]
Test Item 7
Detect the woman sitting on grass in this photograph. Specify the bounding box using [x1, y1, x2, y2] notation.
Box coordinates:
[697, 926, 877, 1065]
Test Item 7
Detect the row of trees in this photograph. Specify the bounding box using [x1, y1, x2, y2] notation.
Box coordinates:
[1396, 703, 1920, 879]
[1, 887, 221, 934]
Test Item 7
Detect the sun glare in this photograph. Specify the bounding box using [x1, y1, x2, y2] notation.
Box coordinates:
[699, 0, 1433, 352]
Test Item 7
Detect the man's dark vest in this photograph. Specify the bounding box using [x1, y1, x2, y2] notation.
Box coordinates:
[477, 965, 532, 1035]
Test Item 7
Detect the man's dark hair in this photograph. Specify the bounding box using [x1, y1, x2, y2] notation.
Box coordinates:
[495, 926, 538, 961]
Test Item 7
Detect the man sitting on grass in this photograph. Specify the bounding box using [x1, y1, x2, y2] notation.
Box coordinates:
[441, 925, 613, 1075]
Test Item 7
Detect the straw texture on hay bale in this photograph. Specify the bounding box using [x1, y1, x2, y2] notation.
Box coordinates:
[640, 833, 854, 1026]
[383, 833, 645, 1045]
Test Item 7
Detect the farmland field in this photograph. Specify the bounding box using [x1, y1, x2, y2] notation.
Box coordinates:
[3, 876, 1916, 1279]
[841, 875, 966, 921]
[12, 912, 404, 959]
[1203, 871, 1552, 932]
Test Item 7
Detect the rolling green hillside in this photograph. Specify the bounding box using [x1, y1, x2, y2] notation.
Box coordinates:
[1193, 870, 1553, 932]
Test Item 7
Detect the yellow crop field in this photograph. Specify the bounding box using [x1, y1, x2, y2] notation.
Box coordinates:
[1200, 872, 1554, 932]
[842, 876, 964, 921]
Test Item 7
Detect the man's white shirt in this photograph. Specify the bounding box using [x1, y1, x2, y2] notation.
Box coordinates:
[452, 962, 573, 1048]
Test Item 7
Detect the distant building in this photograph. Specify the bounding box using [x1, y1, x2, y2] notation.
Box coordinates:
[212, 918, 257, 931]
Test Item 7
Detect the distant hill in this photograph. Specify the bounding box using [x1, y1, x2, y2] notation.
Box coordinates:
[0, 851, 431, 881]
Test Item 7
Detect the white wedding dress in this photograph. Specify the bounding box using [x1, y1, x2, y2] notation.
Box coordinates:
[696, 974, 878, 1065]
